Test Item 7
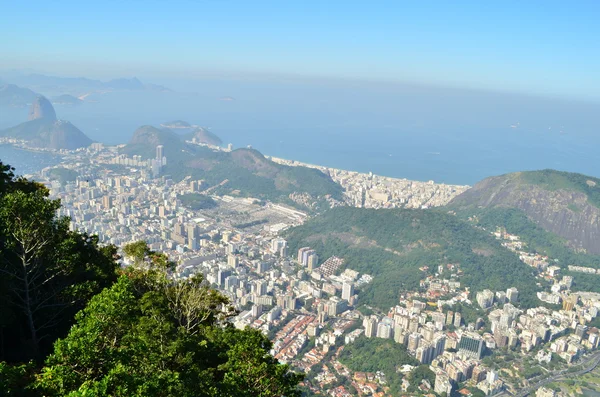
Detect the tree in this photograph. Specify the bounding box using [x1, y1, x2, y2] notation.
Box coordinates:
[36, 266, 303, 396]
[0, 168, 118, 362]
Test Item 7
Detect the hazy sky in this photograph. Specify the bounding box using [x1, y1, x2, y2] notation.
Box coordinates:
[2, 1, 599, 100]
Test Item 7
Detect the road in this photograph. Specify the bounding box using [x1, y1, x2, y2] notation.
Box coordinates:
[501, 351, 600, 397]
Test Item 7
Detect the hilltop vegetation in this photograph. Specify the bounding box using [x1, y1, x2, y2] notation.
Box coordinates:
[0, 161, 303, 396]
[456, 206, 600, 293]
[450, 169, 600, 255]
[178, 193, 217, 210]
[339, 337, 418, 395]
[122, 125, 343, 208]
[285, 206, 539, 310]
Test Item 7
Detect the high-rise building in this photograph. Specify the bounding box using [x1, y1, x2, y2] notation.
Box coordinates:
[453, 312, 462, 328]
[297, 247, 311, 263]
[377, 322, 393, 339]
[342, 282, 354, 301]
[217, 269, 232, 287]
[506, 287, 519, 303]
[364, 317, 378, 338]
[156, 145, 164, 162]
[306, 252, 319, 271]
[476, 289, 495, 309]
[251, 304, 263, 318]
[458, 332, 484, 359]
[407, 333, 421, 352]
[102, 195, 113, 210]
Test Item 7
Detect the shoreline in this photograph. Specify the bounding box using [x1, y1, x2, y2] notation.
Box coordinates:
[0, 139, 469, 190]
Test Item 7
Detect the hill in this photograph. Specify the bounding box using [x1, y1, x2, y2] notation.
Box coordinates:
[183, 127, 223, 146]
[121, 125, 343, 207]
[284, 206, 538, 310]
[0, 96, 92, 150]
[160, 120, 192, 129]
[51, 94, 83, 105]
[0, 84, 38, 107]
[449, 170, 600, 255]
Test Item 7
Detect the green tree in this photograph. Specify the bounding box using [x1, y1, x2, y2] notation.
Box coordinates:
[36, 266, 302, 396]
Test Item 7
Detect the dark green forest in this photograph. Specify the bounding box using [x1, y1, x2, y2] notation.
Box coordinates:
[457, 207, 600, 293]
[285, 206, 539, 309]
[338, 336, 418, 395]
[0, 161, 303, 396]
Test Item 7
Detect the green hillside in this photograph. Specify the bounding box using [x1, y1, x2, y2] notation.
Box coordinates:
[284, 206, 539, 309]
[122, 125, 343, 208]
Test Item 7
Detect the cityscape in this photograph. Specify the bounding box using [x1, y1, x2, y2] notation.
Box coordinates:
[11, 139, 600, 397]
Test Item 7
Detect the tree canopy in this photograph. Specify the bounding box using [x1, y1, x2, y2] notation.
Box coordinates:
[0, 161, 303, 396]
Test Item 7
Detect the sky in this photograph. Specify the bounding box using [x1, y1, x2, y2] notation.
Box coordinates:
[2, 0, 600, 100]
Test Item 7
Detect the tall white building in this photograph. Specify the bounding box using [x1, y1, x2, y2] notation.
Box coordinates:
[342, 282, 354, 301]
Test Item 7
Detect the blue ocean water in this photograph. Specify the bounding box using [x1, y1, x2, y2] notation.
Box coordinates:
[0, 145, 62, 175]
[1, 78, 599, 185]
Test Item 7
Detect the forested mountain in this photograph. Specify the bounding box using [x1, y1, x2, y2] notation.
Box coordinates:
[284, 206, 539, 310]
[122, 125, 343, 207]
[0, 161, 303, 396]
[449, 170, 600, 254]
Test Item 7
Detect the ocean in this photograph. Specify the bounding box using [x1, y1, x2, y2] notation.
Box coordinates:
[1, 78, 599, 185]
[0, 145, 62, 175]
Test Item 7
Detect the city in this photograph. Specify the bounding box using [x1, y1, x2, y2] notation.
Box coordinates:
[16, 140, 600, 397]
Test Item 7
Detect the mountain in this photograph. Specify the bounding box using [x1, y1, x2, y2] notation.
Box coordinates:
[105, 77, 145, 90]
[121, 125, 343, 207]
[284, 206, 539, 310]
[160, 120, 192, 129]
[0, 84, 38, 107]
[0, 96, 92, 150]
[28, 96, 57, 121]
[183, 127, 223, 146]
[51, 94, 83, 105]
[449, 170, 600, 255]
[4, 73, 171, 94]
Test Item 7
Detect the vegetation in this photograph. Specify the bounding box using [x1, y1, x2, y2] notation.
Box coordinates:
[121, 126, 343, 207]
[285, 206, 539, 309]
[520, 169, 600, 208]
[338, 336, 418, 395]
[178, 193, 217, 210]
[47, 167, 79, 184]
[459, 206, 600, 293]
[0, 161, 303, 396]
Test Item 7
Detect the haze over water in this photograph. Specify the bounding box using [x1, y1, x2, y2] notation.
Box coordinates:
[1, 77, 598, 185]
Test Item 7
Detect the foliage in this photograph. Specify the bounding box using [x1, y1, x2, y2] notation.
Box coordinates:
[338, 336, 418, 395]
[47, 167, 79, 185]
[460, 206, 600, 293]
[36, 271, 303, 397]
[285, 206, 539, 309]
[0, 166, 118, 363]
[520, 169, 600, 209]
[122, 133, 343, 207]
[407, 365, 435, 392]
[178, 193, 217, 210]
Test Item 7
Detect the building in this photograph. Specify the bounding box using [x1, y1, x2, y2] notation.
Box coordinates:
[506, 287, 519, 303]
[342, 282, 354, 301]
[434, 374, 454, 395]
[476, 290, 495, 309]
[306, 252, 319, 271]
[377, 321, 393, 339]
[408, 333, 421, 352]
[364, 317, 378, 338]
[458, 332, 484, 359]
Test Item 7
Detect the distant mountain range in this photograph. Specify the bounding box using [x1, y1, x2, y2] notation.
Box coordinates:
[0, 74, 171, 106]
[121, 125, 343, 207]
[0, 96, 92, 150]
[0, 84, 38, 107]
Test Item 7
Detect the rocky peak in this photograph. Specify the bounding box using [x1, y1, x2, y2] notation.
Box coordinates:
[28, 96, 57, 121]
